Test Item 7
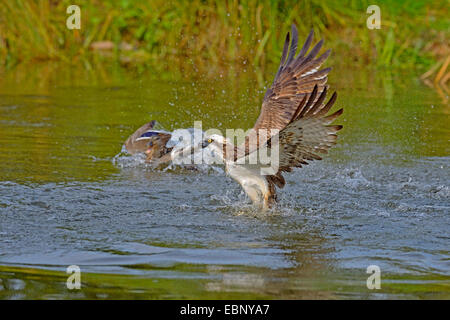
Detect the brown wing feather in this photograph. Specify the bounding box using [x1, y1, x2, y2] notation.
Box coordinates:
[265, 88, 343, 205]
[124, 121, 157, 154]
[253, 26, 330, 131]
[123, 120, 172, 161]
[244, 25, 331, 154]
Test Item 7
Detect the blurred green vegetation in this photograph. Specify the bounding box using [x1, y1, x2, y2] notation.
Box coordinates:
[0, 0, 448, 73]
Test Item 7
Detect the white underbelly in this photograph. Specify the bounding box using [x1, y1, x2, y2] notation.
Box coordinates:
[226, 163, 269, 204]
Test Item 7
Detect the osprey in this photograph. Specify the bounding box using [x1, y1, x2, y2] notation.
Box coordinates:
[124, 24, 343, 209]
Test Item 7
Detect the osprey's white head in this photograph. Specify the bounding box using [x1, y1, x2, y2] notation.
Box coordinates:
[202, 134, 227, 147]
[200, 134, 231, 162]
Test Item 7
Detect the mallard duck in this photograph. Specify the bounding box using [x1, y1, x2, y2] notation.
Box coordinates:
[123, 120, 172, 161]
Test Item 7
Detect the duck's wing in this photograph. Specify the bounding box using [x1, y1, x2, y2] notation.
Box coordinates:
[123, 120, 172, 158]
[242, 25, 331, 154]
[124, 121, 156, 154]
[262, 86, 343, 203]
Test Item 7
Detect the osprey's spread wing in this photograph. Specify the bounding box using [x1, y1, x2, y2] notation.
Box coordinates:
[243, 25, 331, 154]
[264, 85, 343, 202]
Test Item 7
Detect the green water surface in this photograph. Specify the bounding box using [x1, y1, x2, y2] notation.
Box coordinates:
[0, 62, 449, 299]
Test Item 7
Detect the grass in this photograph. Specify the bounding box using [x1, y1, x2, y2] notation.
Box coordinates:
[0, 0, 448, 74]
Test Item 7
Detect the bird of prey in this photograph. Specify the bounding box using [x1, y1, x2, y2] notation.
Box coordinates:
[170, 25, 343, 209]
[124, 24, 343, 209]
